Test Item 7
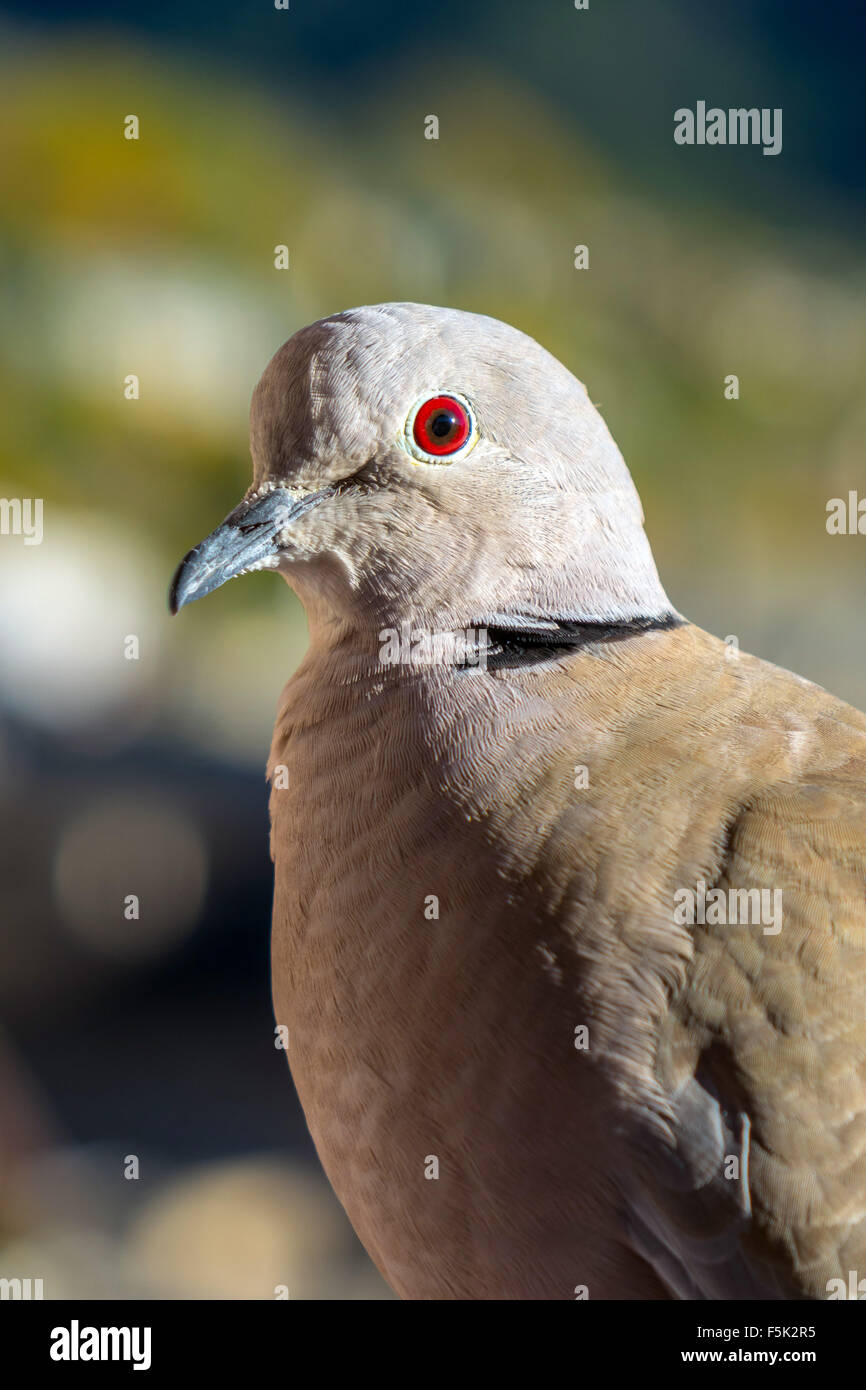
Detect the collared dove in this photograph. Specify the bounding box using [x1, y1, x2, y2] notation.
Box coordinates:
[171, 302, 866, 1300]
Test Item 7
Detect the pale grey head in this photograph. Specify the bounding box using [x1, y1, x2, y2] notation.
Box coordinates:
[170, 302, 674, 641]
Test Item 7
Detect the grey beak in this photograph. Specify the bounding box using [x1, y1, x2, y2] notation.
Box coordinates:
[169, 485, 332, 614]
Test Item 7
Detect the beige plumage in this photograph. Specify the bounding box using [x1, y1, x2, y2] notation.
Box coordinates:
[171, 303, 866, 1299]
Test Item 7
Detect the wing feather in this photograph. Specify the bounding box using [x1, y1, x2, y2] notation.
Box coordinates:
[626, 778, 866, 1299]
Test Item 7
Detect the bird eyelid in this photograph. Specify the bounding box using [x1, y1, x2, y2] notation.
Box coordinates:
[403, 389, 478, 466]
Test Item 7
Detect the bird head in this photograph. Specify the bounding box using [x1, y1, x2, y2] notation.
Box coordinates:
[170, 302, 672, 640]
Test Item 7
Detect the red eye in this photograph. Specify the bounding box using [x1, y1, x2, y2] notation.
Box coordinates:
[412, 394, 472, 456]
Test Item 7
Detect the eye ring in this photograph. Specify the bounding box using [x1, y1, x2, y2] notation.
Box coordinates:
[404, 391, 477, 464]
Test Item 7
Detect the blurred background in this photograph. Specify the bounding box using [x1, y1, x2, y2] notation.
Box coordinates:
[0, 0, 864, 1298]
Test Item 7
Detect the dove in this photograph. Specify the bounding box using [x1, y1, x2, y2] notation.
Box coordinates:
[170, 302, 866, 1300]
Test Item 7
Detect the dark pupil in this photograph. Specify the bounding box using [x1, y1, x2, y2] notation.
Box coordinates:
[430, 411, 456, 439]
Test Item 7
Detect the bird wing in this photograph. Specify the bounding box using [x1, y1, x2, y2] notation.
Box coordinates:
[624, 774, 866, 1299]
